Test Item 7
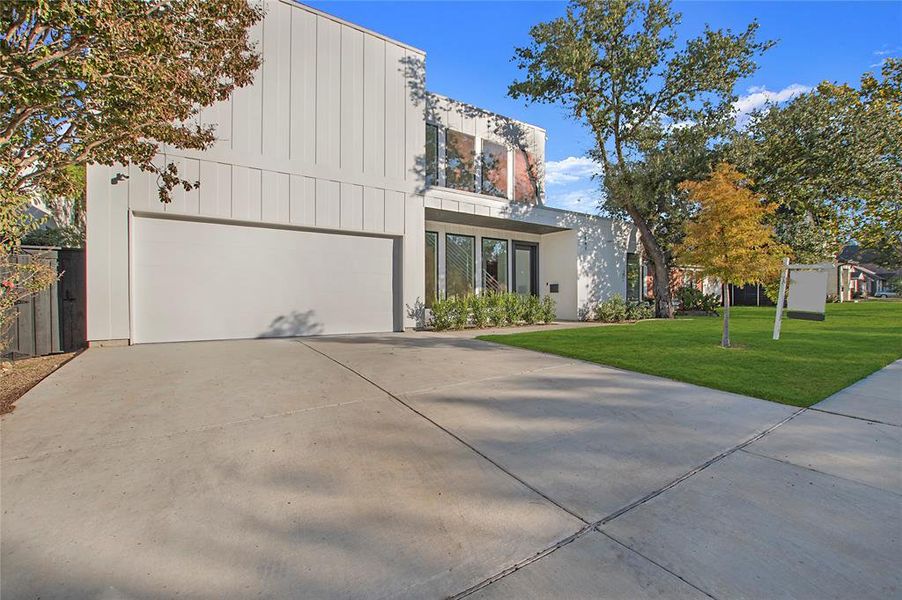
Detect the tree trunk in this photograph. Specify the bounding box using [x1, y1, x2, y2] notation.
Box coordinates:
[628, 207, 673, 318]
[722, 284, 731, 348]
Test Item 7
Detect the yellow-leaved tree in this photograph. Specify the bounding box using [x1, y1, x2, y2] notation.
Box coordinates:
[676, 163, 787, 348]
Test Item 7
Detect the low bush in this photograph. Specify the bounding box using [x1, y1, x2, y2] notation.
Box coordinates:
[449, 295, 470, 330]
[487, 292, 507, 327]
[429, 297, 454, 330]
[627, 301, 654, 321]
[470, 293, 490, 328]
[429, 291, 556, 331]
[675, 285, 720, 314]
[504, 292, 525, 325]
[524, 294, 544, 325]
[596, 295, 628, 322]
[541, 295, 556, 323]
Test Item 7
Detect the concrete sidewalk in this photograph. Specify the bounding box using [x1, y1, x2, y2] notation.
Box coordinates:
[1, 336, 899, 599]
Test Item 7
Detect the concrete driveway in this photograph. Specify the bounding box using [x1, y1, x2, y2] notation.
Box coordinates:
[1, 333, 899, 599]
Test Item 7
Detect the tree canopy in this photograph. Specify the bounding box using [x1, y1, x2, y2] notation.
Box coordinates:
[0, 0, 263, 218]
[675, 162, 786, 346]
[737, 59, 902, 265]
[509, 0, 772, 316]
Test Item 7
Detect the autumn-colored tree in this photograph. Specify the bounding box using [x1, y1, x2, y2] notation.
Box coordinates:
[0, 0, 262, 350]
[676, 163, 787, 348]
[509, 0, 772, 318]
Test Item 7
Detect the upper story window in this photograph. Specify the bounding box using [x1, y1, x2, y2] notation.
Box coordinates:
[513, 148, 539, 204]
[445, 130, 477, 192]
[481, 140, 508, 198]
[425, 124, 439, 187]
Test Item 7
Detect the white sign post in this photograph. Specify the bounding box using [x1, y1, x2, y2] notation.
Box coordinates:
[773, 257, 790, 340]
[773, 259, 831, 340]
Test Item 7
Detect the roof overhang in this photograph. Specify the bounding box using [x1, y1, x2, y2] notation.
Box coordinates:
[424, 208, 569, 235]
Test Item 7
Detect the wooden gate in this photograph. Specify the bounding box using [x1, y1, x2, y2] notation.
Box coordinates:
[3, 247, 86, 358]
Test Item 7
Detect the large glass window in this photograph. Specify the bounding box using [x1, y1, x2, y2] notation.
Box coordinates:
[445, 234, 475, 298]
[626, 252, 641, 302]
[425, 231, 438, 307]
[513, 149, 539, 204]
[481, 238, 508, 293]
[425, 124, 438, 187]
[445, 130, 476, 192]
[481, 140, 508, 198]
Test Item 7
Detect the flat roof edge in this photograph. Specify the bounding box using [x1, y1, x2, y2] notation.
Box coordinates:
[281, 1, 426, 56]
[427, 91, 546, 133]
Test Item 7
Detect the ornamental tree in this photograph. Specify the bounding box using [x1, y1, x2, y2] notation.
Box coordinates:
[509, 0, 772, 317]
[0, 0, 262, 348]
[675, 163, 787, 348]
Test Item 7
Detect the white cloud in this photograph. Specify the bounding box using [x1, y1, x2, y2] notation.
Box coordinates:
[544, 156, 602, 185]
[544, 187, 601, 214]
[733, 83, 811, 127]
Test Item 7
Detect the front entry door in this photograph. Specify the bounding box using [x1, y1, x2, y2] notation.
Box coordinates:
[513, 242, 538, 296]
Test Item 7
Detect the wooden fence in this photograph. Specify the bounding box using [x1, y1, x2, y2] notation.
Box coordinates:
[3, 247, 86, 358]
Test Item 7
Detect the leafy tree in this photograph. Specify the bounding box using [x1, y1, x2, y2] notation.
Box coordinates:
[737, 59, 902, 265]
[509, 0, 772, 317]
[0, 0, 262, 347]
[675, 163, 787, 348]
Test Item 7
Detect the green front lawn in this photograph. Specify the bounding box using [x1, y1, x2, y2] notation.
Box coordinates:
[478, 302, 902, 406]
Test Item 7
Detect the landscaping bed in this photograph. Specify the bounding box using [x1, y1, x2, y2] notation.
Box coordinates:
[479, 302, 902, 407]
[1, 352, 78, 415]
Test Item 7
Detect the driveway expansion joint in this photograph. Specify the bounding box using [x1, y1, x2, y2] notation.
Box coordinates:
[300, 341, 590, 524]
[598, 407, 806, 525]
[737, 447, 902, 497]
[448, 406, 807, 598]
[808, 406, 901, 428]
[595, 529, 719, 600]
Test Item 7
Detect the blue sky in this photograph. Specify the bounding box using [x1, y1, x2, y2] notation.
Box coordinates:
[307, 1, 901, 213]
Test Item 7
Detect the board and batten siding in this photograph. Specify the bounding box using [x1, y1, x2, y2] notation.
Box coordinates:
[87, 0, 427, 342]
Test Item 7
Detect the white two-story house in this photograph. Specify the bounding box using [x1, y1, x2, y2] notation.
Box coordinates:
[85, 0, 638, 345]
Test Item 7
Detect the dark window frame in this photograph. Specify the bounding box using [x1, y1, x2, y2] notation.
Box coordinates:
[444, 233, 476, 298]
[512, 240, 539, 296]
[626, 252, 641, 302]
[425, 124, 439, 187]
[481, 237, 509, 293]
[425, 230, 439, 307]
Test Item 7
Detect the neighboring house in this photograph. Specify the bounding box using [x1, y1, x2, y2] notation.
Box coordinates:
[642, 264, 722, 304]
[847, 263, 895, 298]
[85, 0, 637, 345]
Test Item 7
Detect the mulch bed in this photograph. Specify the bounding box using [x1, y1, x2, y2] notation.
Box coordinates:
[0, 352, 79, 416]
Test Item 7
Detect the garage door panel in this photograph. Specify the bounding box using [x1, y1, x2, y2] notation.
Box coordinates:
[133, 217, 395, 343]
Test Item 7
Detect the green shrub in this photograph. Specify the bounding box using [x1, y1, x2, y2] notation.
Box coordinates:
[596, 295, 628, 322]
[470, 293, 490, 328]
[487, 292, 507, 327]
[504, 292, 524, 324]
[626, 301, 653, 321]
[541, 295, 556, 323]
[523, 294, 543, 325]
[700, 293, 721, 314]
[449, 295, 470, 330]
[429, 297, 453, 330]
[675, 285, 720, 314]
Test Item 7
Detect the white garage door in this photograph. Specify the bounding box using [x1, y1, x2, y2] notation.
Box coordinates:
[132, 216, 397, 343]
